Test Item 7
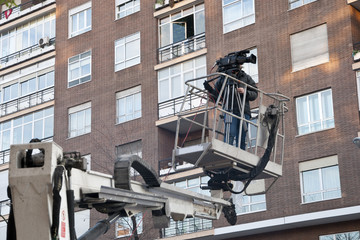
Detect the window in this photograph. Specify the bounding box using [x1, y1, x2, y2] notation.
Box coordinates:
[296, 89, 334, 135]
[115, 0, 140, 19]
[68, 102, 91, 138]
[116, 86, 141, 124]
[0, 107, 54, 151]
[158, 55, 206, 102]
[3, 83, 18, 102]
[319, 231, 360, 240]
[115, 32, 140, 71]
[0, 13, 55, 59]
[68, 51, 91, 87]
[69, 2, 92, 38]
[289, 0, 317, 10]
[116, 212, 143, 238]
[222, 0, 255, 34]
[158, 3, 205, 48]
[290, 24, 329, 72]
[300, 156, 341, 203]
[162, 176, 212, 238]
[232, 181, 266, 214]
[116, 140, 141, 176]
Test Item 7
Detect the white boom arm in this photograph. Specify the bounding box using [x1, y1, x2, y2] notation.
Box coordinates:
[7, 141, 233, 240]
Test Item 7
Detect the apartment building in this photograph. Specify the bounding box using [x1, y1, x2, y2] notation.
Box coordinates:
[1, 0, 360, 239]
[0, 0, 56, 238]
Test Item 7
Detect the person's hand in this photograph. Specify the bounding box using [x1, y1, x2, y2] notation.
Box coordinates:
[237, 87, 245, 94]
[203, 81, 213, 92]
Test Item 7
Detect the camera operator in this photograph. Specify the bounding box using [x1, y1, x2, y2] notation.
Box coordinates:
[204, 63, 258, 150]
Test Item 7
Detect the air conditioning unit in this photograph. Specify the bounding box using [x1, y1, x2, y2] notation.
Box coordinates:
[39, 37, 50, 48]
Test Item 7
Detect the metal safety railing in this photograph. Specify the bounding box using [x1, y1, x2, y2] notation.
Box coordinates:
[0, 37, 55, 64]
[158, 33, 205, 63]
[0, 87, 54, 117]
[171, 72, 290, 194]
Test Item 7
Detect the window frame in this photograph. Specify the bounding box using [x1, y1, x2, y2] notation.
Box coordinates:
[299, 156, 342, 204]
[114, 32, 141, 72]
[295, 89, 334, 135]
[68, 1, 92, 38]
[289, 0, 317, 10]
[68, 102, 91, 138]
[116, 85, 142, 124]
[222, 0, 255, 34]
[68, 50, 92, 88]
[115, 0, 140, 20]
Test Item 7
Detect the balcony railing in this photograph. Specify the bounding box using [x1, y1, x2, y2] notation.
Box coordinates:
[0, 37, 55, 65]
[0, 136, 53, 165]
[155, 0, 184, 10]
[0, 0, 45, 20]
[0, 199, 10, 217]
[0, 87, 54, 117]
[161, 217, 212, 238]
[158, 33, 205, 63]
[158, 90, 205, 119]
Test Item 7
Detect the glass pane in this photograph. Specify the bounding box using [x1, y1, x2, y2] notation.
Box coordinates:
[13, 127, 22, 144]
[44, 117, 53, 138]
[21, 122, 31, 143]
[1, 130, 10, 150]
[223, 1, 242, 24]
[29, 78, 36, 92]
[159, 80, 169, 102]
[47, 71, 54, 87]
[80, 58, 91, 76]
[321, 90, 333, 119]
[71, 14, 78, 33]
[160, 24, 171, 47]
[195, 10, 205, 34]
[308, 94, 320, 122]
[302, 169, 320, 193]
[21, 81, 28, 96]
[116, 45, 125, 63]
[38, 74, 46, 89]
[126, 39, 140, 60]
[243, 0, 254, 16]
[173, 22, 186, 43]
[78, 11, 85, 30]
[34, 120, 43, 139]
[296, 97, 308, 125]
[322, 166, 340, 190]
[86, 8, 92, 28]
[171, 75, 182, 98]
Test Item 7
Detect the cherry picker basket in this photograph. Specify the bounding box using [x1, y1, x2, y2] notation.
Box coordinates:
[171, 72, 290, 195]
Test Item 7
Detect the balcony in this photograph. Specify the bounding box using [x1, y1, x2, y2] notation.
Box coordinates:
[352, 42, 360, 70]
[156, 90, 206, 134]
[348, 0, 360, 11]
[0, 37, 55, 69]
[158, 157, 196, 176]
[155, 0, 184, 10]
[0, 0, 55, 25]
[0, 86, 54, 117]
[161, 217, 212, 238]
[158, 33, 205, 64]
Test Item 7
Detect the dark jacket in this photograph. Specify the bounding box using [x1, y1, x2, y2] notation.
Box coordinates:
[212, 70, 258, 116]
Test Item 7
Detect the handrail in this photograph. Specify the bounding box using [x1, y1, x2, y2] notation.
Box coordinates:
[158, 33, 205, 63]
[0, 37, 55, 64]
[0, 86, 54, 117]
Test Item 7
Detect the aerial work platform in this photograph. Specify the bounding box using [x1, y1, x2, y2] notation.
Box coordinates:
[172, 73, 290, 194]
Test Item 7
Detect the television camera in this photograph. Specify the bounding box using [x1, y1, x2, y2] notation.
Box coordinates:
[215, 50, 257, 73]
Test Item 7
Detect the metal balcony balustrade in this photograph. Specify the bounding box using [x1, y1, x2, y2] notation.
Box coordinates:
[0, 86, 54, 117]
[161, 217, 212, 238]
[0, 37, 55, 65]
[0, 199, 10, 217]
[0, 0, 45, 20]
[158, 33, 205, 63]
[158, 89, 205, 119]
[155, 0, 184, 10]
[0, 136, 53, 165]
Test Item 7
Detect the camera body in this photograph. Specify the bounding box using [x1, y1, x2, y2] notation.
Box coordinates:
[216, 50, 256, 72]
